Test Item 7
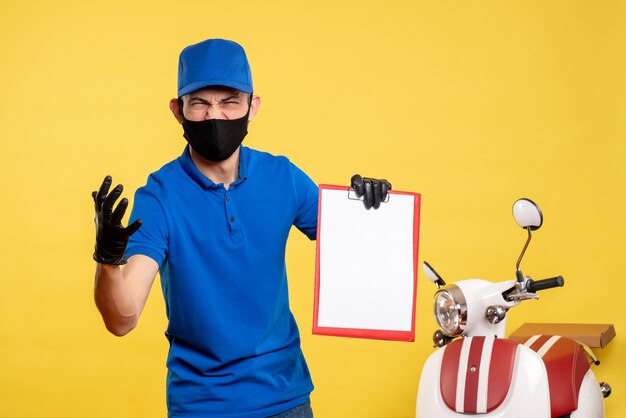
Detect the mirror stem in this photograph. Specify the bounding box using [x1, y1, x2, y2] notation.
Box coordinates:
[516, 227, 533, 282]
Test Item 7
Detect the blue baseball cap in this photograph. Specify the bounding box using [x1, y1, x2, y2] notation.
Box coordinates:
[177, 38, 253, 97]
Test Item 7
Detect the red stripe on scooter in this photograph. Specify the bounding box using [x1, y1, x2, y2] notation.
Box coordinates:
[440, 339, 464, 411]
[541, 337, 590, 417]
[487, 339, 519, 412]
[463, 336, 485, 413]
[528, 334, 551, 352]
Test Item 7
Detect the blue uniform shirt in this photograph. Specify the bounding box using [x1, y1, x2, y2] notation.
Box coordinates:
[126, 145, 318, 418]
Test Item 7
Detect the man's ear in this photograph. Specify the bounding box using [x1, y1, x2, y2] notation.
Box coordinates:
[248, 95, 261, 122]
[170, 98, 184, 124]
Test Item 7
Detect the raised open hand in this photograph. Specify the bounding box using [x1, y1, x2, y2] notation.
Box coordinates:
[92, 175, 142, 265]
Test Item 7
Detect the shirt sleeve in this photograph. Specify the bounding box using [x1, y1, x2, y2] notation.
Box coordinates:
[125, 187, 169, 266]
[290, 163, 319, 240]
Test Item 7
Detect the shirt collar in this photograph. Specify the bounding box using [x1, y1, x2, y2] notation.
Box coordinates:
[179, 145, 249, 190]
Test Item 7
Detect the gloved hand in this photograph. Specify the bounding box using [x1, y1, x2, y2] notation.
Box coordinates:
[92, 176, 142, 265]
[350, 174, 392, 210]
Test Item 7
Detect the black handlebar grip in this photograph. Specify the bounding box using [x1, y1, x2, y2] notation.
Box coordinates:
[527, 276, 565, 293]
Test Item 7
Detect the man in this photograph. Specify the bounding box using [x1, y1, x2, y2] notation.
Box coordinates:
[92, 38, 391, 418]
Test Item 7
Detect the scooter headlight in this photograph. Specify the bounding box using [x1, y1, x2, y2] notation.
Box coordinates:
[434, 285, 467, 337]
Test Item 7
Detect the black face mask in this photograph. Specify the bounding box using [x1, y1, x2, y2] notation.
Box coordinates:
[182, 106, 250, 162]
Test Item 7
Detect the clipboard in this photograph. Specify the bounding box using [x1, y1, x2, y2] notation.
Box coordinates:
[313, 184, 421, 342]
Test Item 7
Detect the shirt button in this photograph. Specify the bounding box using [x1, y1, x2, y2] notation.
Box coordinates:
[226, 195, 231, 201]
[229, 216, 235, 222]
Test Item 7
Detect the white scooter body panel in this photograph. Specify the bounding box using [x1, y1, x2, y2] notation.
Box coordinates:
[570, 369, 604, 418]
[417, 342, 551, 418]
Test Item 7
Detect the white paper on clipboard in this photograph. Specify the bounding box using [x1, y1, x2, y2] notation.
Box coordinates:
[313, 184, 421, 341]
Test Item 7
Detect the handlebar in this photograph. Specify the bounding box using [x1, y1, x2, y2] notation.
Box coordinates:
[526, 276, 565, 292]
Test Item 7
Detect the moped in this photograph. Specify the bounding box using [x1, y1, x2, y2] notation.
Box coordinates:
[416, 198, 612, 418]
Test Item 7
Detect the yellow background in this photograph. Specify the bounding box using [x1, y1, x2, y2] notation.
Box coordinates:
[1, 1, 624, 417]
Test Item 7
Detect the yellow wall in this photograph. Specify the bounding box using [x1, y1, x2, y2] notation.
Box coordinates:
[1, 1, 624, 417]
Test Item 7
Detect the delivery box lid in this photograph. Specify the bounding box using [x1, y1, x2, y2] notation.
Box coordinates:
[509, 323, 616, 348]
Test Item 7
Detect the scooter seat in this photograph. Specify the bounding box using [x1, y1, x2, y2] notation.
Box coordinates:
[521, 335, 590, 417]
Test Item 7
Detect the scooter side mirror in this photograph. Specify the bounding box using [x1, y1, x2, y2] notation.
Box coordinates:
[513, 198, 543, 231]
[423, 261, 446, 288]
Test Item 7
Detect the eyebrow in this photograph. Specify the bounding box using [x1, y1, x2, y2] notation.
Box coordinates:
[188, 94, 241, 103]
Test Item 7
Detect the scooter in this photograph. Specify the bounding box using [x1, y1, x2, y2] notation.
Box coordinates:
[416, 198, 612, 418]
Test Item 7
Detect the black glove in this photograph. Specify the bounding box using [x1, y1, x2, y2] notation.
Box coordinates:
[92, 176, 142, 265]
[350, 174, 392, 210]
